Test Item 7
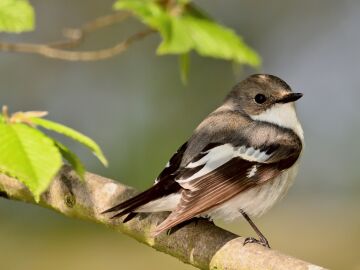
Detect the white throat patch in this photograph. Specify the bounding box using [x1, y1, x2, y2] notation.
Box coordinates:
[250, 103, 304, 141]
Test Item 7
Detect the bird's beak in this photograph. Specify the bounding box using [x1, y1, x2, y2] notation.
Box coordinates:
[276, 92, 303, 103]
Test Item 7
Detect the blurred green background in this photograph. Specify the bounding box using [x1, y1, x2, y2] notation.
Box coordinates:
[1, 0, 360, 269]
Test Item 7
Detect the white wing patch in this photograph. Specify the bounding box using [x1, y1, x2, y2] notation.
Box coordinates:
[247, 165, 259, 178]
[176, 144, 271, 186]
[177, 144, 234, 184]
[237, 146, 270, 162]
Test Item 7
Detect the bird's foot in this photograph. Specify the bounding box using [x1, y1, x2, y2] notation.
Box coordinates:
[243, 236, 271, 248]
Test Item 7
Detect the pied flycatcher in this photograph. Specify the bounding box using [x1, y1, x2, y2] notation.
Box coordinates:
[103, 74, 303, 248]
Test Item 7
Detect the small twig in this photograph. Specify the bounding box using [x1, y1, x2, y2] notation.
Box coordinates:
[48, 11, 130, 49]
[0, 29, 155, 61]
[2, 105, 9, 122]
[0, 12, 156, 61]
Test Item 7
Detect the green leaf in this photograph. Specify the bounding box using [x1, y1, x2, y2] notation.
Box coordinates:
[157, 15, 260, 66]
[0, 0, 35, 33]
[157, 16, 193, 54]
[114, 0, 172, 42]
[30, 117, 108, 167]
[179, 53, 190, 84]
[114, 0, 261, 67]
[114, 0, 165, 28]
[53, 140, 85, 180]
[0, 122, 62, 200]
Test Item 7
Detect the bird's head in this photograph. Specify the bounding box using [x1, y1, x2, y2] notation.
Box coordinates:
[225, 74, 303, 116]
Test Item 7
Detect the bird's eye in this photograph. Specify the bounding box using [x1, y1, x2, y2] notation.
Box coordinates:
[254, 94, 267, 104]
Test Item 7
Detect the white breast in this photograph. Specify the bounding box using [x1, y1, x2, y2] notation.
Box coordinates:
[250, 103, 304, 141]
[207, 162, 300, 220]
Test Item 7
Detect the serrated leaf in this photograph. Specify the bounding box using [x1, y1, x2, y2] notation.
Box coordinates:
[0, 0, 34, 33]
[30, 117, 108, 167]
[114, 0, 261, 67]
[0, 122, 62, 200]
[53, 140, 85, 180]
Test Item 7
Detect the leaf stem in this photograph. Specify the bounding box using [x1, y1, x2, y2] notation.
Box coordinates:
[2, 105, 9, 123]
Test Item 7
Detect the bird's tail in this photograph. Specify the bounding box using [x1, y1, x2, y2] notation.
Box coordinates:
[102, 186, 161, 220]
[102, 178, 180, 221]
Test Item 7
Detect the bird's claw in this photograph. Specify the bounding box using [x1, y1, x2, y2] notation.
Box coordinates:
[243, 236, 271, 248]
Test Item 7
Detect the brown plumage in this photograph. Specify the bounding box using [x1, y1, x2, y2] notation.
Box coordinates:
[103, 74, 303, 246]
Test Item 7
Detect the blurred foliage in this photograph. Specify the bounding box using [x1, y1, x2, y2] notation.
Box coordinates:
[0, 119, 62, 200]
[115, 0, 260, 67]
[0, 0, 34, 32]
[0, 0, 260, 198]
[0, 109, 107, 200]
[31, 117, 108, 167]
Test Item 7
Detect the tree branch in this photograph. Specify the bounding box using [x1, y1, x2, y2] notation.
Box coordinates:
[0, 166, 327, 270]
[48, 11, 131, 49]
[0, 12, 155, 61]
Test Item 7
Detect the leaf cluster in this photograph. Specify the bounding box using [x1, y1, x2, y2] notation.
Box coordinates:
[0, 109, 107, 200]
[115, 0, 260, 81]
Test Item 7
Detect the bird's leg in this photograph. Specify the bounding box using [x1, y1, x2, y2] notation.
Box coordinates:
[240, 209, 270, 248]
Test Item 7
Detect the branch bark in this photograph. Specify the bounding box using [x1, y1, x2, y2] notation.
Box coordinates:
[0, 166, 327, 270]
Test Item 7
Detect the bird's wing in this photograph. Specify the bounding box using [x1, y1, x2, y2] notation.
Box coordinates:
[153, 140, 301, 235]
[155, 142, 188, 183]
[101, 142, 188, 218]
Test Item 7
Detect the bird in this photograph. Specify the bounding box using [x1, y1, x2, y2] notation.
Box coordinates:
[103, 74, 304, 248]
